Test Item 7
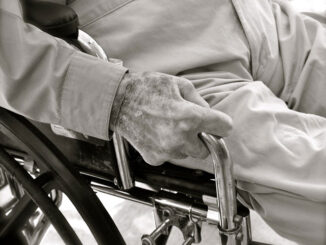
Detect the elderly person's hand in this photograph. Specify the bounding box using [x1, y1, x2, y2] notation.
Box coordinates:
[110, 71, 232, 166]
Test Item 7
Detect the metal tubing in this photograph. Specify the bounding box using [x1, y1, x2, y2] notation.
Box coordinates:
[78, 30, 109, 60]
[112, 133, 134, 189]
[91, 182, 220, 224]
[239, 214, 251, 245]
[91, 182, 152, 207]
[199, 133, 237, 231]
[182, 236, 195, 245]
[145, 218, 173, 243]
[154, 196, 210, 222]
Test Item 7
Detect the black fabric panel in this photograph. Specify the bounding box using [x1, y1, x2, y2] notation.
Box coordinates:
[23, 1, 79, 39]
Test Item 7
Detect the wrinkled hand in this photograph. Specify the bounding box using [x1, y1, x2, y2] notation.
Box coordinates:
[110, 71, 232, 166]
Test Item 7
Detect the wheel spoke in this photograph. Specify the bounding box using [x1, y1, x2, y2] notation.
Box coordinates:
[0, 194, 36, 236]
[0, 172, 56, 236]
[0, 147, 82, 245]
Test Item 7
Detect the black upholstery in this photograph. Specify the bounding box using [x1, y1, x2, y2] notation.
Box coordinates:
[23, 1, 79, 39]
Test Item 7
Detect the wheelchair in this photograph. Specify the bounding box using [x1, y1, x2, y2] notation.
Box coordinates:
[0, 2, 269, 245]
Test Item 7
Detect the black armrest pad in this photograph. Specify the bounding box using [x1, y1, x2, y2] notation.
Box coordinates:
[24, 2, 79, 39]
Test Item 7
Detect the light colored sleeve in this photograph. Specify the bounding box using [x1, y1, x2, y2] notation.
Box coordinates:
[219, 82, 326, 244]
[214, 82, 326, 202]
[173, 79, 326, 243]
[0, 2, 127, 140]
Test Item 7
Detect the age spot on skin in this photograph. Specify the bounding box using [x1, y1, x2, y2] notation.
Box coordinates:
[135, 110, 143, 117]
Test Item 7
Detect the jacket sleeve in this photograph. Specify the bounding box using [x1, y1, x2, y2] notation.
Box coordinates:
[0, 1, 127, 140]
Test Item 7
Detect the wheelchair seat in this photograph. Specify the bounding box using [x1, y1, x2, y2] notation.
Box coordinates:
[23, 1, 79, 39]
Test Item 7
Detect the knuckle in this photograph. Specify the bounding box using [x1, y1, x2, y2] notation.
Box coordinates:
[143, 153, 165, 166]
[177, 121, 193, 132]
[151, 159, 165, 166]
[160, 139, 172, 152]
[161, 138, 184, 153]
[176, 110, 202, 131]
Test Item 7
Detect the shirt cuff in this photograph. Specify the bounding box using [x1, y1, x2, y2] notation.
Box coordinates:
[60, 51, 128, 140]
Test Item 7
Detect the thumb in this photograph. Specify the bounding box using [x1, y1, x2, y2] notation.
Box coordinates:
[196, 105, 233, 137]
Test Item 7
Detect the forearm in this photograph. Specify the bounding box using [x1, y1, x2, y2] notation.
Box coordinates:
[209, 81, 326, 201]
[0, 5, 127, 139]
[215, 81, 326, 244]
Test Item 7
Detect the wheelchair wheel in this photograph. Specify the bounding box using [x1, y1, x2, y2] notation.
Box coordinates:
[0, 108, 125, 245]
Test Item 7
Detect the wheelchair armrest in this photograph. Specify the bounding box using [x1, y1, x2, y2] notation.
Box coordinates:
[23, 2, 79, 39]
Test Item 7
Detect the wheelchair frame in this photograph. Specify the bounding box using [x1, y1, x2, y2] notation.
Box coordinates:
[0, 25, 271, 245]
[77, 31, 253, 244]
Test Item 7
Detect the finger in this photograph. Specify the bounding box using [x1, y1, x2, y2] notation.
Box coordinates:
[182, 136, 210, 159]
[196, 106, 233, 137]
[177, 78, 209, 108]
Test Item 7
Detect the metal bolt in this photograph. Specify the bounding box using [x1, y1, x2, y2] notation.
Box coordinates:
[233, 215, 243, 224]
[141, 236, 152, 245]
[113, 178, 119, 186]
[163, 209, 171, 218]
[236, 232, 244, 241]
[194, 170, 204, 176]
